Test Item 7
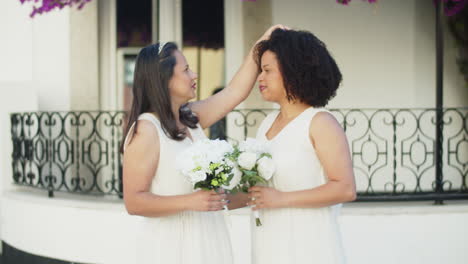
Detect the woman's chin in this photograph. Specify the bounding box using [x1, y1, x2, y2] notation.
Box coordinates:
[260, 94, 274, 103]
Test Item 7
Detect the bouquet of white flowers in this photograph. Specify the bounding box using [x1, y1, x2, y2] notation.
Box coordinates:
[176, 139, 242, 201]
[231, 138, 275, 226]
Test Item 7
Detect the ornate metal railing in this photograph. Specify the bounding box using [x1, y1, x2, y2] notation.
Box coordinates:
[11, 108, 468, 202]
[11, 112, 126, 197]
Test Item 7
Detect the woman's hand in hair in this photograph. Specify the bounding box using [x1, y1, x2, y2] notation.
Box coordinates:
[188, 24, 290, 129]
[256, 24, 290, 44]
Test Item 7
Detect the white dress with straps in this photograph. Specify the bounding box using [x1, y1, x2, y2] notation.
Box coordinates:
[124, 113, 233, 264]
[252, 107, 346, 264]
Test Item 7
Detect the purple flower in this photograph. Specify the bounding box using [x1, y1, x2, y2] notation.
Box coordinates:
[336, 0, 377, 5]
[441, 0, 468, 16]
[19, 0, 93, 18]
[336, 0, 352, 5]
[336, 0, 467, 16]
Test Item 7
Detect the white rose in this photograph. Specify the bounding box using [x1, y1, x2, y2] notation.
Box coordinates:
[224, 165, 242, 190]
[257, 156, 275, 180]
[238, 152, 258, 170]
[239, 138, 268, 155]
[187, 170, 207, 183]
[192, 154, 209, 170]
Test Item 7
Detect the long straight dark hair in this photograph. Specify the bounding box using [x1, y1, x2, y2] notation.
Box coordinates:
[120, 42, 198, 153]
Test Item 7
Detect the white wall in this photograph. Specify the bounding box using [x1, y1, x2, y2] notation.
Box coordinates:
[0, 1, 33, 83]
[0, 88, 38, 255]
[271, 0, 467, 108]
[70, 0, 100, 110]
[0, 1, 101, 112]
[0, 1, 69, 110]
[0, 0, 41, 250]
[2, 191, 467, 264]
[31, 9, 71, 111]
[1, 191, 136, 264]
[341, 202, 468, 263]
[0, 0, 100, 251]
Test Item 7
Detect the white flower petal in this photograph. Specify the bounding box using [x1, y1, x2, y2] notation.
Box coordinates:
[257, 156, 275, 180]
[224, 165, 242, 190]
[238, 152, 257, 170]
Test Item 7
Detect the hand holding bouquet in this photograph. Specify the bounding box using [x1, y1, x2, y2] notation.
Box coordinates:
[176, 139, 242, 210]
[231, 138, 275, 226]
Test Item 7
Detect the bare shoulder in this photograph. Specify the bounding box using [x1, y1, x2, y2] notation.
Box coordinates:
[125, 119, 160, 154]
[309, 111, 345, 142]
[310, 111, 341, 129]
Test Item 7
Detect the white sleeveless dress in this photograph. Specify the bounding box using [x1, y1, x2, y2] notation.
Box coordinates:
[253, 107, 346, 264]
[124, 113, 233, 264]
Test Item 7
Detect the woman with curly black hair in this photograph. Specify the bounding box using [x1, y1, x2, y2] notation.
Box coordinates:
[247, 28, 356, 263]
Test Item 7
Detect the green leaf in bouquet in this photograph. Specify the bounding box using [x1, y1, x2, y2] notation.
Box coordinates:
[242, 170, 258, 177]
[242, 174, 254, 182]
[252, 175, 268, 184]
[259, 153, 272, 159]
[228, 185, 242, 194]
[194, 181, 212, 190]
[194, 182, 202, 189]
[209, 162, 220, 170]
[226, 172, 234, 183]
[226, 147, 240, 161]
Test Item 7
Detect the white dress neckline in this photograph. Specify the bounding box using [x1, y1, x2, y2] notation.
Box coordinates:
[264, 106, 314, 141]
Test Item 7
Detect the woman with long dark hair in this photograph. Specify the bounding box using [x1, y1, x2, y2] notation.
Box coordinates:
[121, 25, 285, 263]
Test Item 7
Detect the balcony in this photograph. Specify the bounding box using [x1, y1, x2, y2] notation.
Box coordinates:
[10, 108, 468, 202]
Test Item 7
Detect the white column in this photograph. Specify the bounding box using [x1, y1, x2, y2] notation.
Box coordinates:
[70, 0, 99, 110]
[224, 0, 245, 86]
[159, 0, 182, 47]
[98, 0, 118, 110]
[32, 9, 72, 110]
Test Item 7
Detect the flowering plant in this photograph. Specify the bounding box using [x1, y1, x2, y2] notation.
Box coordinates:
[231, 138, 275, 226]
[336, 0, 376, 5]
[336, 0, 467, 17]
[176, 139, 241, 193]
[19, 0, 93, 18]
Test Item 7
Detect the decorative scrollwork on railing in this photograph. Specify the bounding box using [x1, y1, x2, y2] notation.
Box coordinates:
[11, 108, 468, 201]
[222, 108, 468, 201]
[11, 111, 126, 197]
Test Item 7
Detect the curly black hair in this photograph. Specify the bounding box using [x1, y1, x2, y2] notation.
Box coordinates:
[254, 28, 342, 107]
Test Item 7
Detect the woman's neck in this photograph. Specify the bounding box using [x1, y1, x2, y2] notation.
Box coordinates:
[170, 98, 184, 127]
[277, 100, 311, 120]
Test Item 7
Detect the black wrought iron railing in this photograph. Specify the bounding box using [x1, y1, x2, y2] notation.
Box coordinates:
[10, 108, 468, 202]
[11, 112, 126, 197]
